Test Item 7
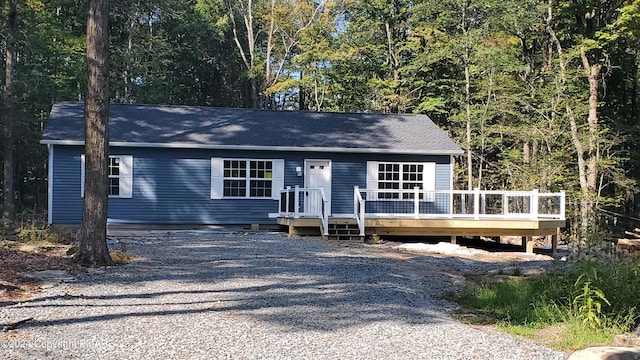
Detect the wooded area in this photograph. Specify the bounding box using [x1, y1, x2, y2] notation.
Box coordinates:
[0, 0, 639, 242]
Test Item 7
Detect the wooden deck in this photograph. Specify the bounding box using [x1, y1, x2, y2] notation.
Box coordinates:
[277, 187, 566, 252]
[364, 218, 565, 236]
[277, 216, 564, 252]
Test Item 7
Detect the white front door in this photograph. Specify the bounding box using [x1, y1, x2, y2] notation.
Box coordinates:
[304, 160, 332, 215]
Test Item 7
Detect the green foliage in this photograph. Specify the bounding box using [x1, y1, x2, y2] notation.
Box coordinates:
[16, 221, 63, 244]
[452, 276, 566, 325]
[571, 269, 610, 329]
[1, 0, 640, 233]
[500, 321, 628, 351]
[451, 260, 640, 349]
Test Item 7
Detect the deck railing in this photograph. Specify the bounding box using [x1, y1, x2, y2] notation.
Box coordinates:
[354, 187, 565, 223]
[279, 186, 329, 236]
[354, 186, 366, 236]
[278, 186, 565, 237]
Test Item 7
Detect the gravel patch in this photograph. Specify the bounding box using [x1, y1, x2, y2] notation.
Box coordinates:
[1, 231, 568, 359]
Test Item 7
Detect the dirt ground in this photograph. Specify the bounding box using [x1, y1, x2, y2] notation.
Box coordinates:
[0, 242, 81, 303]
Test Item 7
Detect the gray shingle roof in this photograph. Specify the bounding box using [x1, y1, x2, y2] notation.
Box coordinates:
[41, 102, 463, 155]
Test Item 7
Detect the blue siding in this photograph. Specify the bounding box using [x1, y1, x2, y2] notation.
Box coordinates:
[51, 147, 83, 224]
[50, 145, 452, 224]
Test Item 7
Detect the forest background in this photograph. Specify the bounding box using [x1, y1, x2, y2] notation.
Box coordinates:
[1, 0, 639, 241]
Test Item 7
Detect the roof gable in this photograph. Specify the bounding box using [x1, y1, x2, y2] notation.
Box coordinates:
[41, 102, 463, 155]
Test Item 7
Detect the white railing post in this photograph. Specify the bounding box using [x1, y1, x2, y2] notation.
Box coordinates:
[474, 188, 480, 220]
[320, 188, 329, 236]
[354, 186, 366, 236]
[354, 186, 359, 216]
[359, 195, 365, 236]
[560, 190, 566, 219]
[414, 186, 420, 219]
[294, 185, 300, 218]
[531, 189, 539, 219]
[285, 186, 291, 216]
[503, 192, 508, 217]
[449, 189, 454, 218]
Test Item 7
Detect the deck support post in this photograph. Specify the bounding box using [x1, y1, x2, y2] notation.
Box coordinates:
[552, 228, 560, 254]
[450, 235, 457, 245]
[522, 235, 534, 253]
[288, 225, 296, 238]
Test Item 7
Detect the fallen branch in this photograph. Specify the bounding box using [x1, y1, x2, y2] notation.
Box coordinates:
[2, 317, 33, 332]
[624, 231, 640, 239]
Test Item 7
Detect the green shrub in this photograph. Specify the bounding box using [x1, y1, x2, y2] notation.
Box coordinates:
[451, 259, 640, 349]
[17, 222, 54, 243]
[571, 268, 610, 329]
[453, 277, 566, 325]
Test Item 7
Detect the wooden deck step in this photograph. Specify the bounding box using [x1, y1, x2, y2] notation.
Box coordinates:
[327, 221, 363, 242]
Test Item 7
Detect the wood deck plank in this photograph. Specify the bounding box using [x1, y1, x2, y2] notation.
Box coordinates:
[278, 217, 564, 238]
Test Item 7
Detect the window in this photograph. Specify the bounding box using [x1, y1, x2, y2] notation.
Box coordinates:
[109, 157, 121, 196]
[367, 161, 435, 201]
[211, 158, 284, 200]
[249, 160, 273, 197]
[81, 155, 133, 198]
[223, 160, 247, 197]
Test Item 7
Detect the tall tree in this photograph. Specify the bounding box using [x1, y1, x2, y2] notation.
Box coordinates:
[2, 0, 17, 223]
[225, 0, 262, 108]
[262, 0, 324, 109]
[406, 0, 490, 189]
[78, 0, 112, 265]
[331, 0, 410, 113]
[544, 0, 634, 236]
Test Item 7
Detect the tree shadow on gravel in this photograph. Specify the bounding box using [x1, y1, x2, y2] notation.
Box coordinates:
[5, 232, 554, 332]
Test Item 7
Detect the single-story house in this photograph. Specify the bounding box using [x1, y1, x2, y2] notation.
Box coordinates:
[41, 102, 463, 227]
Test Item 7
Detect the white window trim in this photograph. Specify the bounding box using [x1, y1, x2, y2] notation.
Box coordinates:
[211, 158, 284, 200]
[366, 161, 436, 202]
[81, 154, 133, 199]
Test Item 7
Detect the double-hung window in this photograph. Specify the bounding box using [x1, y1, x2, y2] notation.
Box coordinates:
[81, 155, 133, 198]
[108, 157, 121, 196]
[367, 161, 436, 201]
[211, 158, 284, 200]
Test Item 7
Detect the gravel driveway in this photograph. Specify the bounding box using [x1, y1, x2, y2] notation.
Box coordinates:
[1, 231, 567, 359]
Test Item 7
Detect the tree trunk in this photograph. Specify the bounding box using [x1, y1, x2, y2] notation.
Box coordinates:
[576, 46, 602, 230]
[79, 0, 112, 266]
[299, 71, 308, 110]
[2, 0, 17, 223]
[265, 0, 275, 88]
[227, 0, 258, 108]
[461, 2, 473, 190]
[465, 58, 473, 190]
[546, 3, 602, 239]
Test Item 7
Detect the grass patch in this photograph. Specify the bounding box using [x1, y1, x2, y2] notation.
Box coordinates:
[15, 221, 75, 245]
[498, 320, 624, 350]
[109, 250, 135, 265]
[450, 260, 640, 350]
[109, 241, 136, 265]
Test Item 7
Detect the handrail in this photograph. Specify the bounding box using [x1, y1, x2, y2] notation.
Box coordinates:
[354, 186, 365, 236]
[279, 187, 565, 238]
[353, 188, 565, 220]
[279, 186, 329, 235]
[319, 188, 329, 236]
